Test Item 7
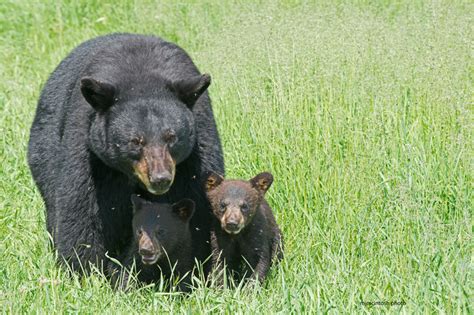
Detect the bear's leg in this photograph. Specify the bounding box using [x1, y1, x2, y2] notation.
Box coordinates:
[52, 166, 108, 274]
[54, 208, 107, 274]
[209, 230, 225, 285]
[210, 230, 238, 287]
[245, 247, 271, 284]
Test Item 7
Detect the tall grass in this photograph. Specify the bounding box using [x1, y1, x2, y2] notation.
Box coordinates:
[0, 0, 472, 312]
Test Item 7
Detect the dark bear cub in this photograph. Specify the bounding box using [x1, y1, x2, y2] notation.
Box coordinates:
[204, 172, 283, 285]
[110, 195, 195, 291]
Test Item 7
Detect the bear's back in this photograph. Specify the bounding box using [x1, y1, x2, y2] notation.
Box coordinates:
[37, 33, 199, 118]
[85, 34, 198, 80]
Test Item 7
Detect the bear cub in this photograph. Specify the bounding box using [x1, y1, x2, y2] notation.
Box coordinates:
[205, 172, 283, 284]
[110, 195, 195, 291]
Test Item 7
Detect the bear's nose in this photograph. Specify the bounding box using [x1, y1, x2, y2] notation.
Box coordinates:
[149, 172, 172, 190]
[226, 221, 239, 231]
[138, 247, 154, 257]
[138, 230, 155, 255]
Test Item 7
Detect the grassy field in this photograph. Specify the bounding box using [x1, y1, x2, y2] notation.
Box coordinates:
[0, 0, 472, 313]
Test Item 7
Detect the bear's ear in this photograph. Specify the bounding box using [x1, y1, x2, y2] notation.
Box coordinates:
[80, 77, 116, 112]
[169, 73, 211, 108]
[172, 199, 195, 222]
[130, 194, 144, 213]
[250, 172, 274, 194]
[204, 171, 224, 192]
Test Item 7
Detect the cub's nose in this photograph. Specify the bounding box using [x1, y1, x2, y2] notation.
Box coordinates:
[138, 231, 155, 256]
[225, 221, 239, 232]
[138, 247, 154, 257]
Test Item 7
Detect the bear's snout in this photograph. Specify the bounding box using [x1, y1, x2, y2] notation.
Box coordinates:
[221, 207, 245, 235]
[133, 145, 175, 195]
[138, 230, 161, 265]
[149, 171, 173, 192]
[225, 221, 240, 232]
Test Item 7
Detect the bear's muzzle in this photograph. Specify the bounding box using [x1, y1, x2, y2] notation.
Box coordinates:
[133, 145, 175, 195]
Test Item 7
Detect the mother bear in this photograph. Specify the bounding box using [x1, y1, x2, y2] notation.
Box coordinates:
[28, 33, 224, 273]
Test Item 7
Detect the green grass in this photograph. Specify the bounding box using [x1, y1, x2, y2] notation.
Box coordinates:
[0, 0, 472, 313]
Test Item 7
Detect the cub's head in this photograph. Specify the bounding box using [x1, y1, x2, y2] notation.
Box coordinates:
[130, 194, 194, 265]
[84, 74, 211, 195]
[204, 172, 273, 235]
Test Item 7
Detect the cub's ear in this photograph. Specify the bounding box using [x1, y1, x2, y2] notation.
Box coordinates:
[203, 171, 224, 192]
[80, 77, 116, 112]
[250, 172, 274, 194]
[130, 194, 145, 213]
[169, 73, 211, 108]
[172, 199, 195, 222]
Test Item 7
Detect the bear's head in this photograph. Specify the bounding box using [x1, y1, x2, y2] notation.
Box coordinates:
[130, 194, 194, 265]
[82, 74, 211, 195]
[204, 172, 274, 235]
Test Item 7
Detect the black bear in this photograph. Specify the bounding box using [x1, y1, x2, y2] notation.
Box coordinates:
[204, 172, 283, 284]
[109, 195, 195, 291]
[28, 33, 224, 273]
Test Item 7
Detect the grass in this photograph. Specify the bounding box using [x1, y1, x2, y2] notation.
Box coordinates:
[0, 0, 472, 313]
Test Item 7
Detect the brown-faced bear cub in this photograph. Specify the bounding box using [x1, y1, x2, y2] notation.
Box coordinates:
[109, 194, 195, 291]
[204, 172, 283, 285]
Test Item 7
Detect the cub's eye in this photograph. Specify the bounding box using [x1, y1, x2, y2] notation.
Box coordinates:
[137, 229, 143, 237]
[130, 136, 145, 147]
[219, 202, 226, 213]
[163, 130, 177, 145]
[241, 203, 249, 212]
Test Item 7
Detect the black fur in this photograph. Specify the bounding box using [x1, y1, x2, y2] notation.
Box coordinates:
[28, 33, 224, 273]
[109, 196, 194, 291]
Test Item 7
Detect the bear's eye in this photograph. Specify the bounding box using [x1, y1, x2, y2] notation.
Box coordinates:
[219, 201, 227, 212]
[241, 203, 249, 213]
[163, 130, 177, 145]
[130, 136, 145, 147]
